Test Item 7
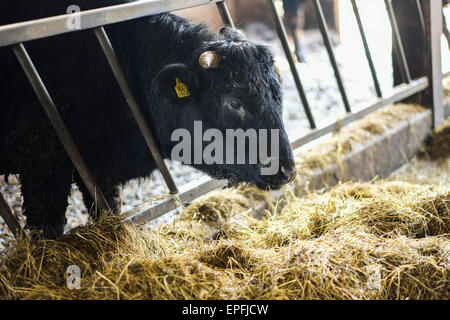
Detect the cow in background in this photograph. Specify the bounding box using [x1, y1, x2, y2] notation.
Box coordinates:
[283, 0, 309, 63]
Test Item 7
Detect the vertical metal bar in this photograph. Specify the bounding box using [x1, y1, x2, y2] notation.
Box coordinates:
[428, 0, 444, 127]
[415, 0, 426, 37]
[216, 1, 235, 28]
[0, 191, 25, 239]
[312, 0, 351, 113]
[385, 0, 412, 84]
[266, 0, 316, 129]
[12, 43, 111, 212]
[94, 26, 179, 194]
[351, 0, 383, 98]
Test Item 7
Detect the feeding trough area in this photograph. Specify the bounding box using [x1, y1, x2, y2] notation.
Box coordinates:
[0, 0, 449, 302]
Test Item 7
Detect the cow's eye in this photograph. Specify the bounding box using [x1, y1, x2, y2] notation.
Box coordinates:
[226, 98, 243, 111]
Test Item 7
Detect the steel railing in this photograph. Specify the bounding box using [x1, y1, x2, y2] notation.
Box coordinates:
[0, 0, 444, 237]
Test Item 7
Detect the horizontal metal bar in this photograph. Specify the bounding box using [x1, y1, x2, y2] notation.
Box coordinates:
[291, 77, 428, 149]
[0, 191, 26, 239]
[0, 0, 223, 48]
[122, 176, 227, 224]
[122, 77, 428, 224]
[94, 26, 179, 194]
[12, 43, 111, 212]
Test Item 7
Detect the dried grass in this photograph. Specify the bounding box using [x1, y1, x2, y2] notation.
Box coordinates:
[0, 104, 448, 300]
[0, 180, 447, 300]
[422, 118, 450, 160]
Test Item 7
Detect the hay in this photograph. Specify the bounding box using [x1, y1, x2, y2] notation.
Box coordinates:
[0, 104, 448, 300]
[389, 118, 450, 187]
[0, 179, 448, 300]
[421, 118, 450, 160]
[294, 103, 426, 178]
[444, 77, 450, 98]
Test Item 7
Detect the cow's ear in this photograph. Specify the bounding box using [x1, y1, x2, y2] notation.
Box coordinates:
[155, 63, 201, 103]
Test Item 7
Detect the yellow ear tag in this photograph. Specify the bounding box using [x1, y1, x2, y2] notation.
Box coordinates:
[174, 77, 191, 98]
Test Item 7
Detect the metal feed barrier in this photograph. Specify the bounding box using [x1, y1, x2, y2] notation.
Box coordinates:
[0, 0, 447, 236]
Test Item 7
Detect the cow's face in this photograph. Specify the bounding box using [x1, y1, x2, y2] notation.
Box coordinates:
[155, 28, 295, 189]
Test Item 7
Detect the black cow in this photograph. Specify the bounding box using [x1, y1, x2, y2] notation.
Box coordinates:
[0, 0, 296, 237]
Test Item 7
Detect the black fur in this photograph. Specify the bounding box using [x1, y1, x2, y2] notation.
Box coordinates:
[0, 0, 294, 237]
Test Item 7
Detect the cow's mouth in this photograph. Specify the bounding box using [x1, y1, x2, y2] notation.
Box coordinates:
[198, 163, 296, 191]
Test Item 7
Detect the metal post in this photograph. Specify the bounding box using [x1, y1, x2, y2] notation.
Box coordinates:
[385, 0, 412, 84]
[12, 43, 111, 212]
[216, 1, 235, 28]
[351, 0, 383, 98]
[0, 191, 25, 239]
[427, 0, 444, 127]
[266, 0, 317, 129]
[94, 26, 179, 194]
[312, 0, 351, 113]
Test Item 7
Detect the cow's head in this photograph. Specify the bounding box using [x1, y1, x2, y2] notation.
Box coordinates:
[154, 27, 295, 189]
